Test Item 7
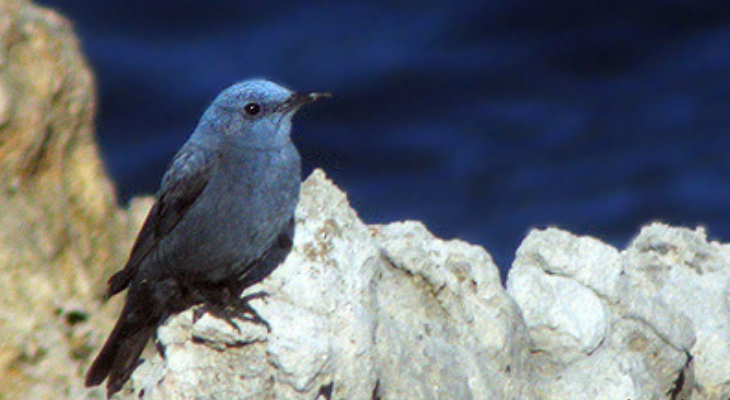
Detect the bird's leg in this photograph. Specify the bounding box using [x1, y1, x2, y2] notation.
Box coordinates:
[193, 303, 242, 332]
[232, 291, 270, 331]
[192, 289, 271, 332]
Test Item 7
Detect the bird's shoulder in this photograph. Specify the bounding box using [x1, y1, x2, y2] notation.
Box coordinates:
[162, 142, 219, 189]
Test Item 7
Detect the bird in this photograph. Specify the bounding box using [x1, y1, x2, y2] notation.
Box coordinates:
[84, 79, 329, 397]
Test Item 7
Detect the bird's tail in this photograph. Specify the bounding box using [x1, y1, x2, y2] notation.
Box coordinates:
[85, 310, 156, 396]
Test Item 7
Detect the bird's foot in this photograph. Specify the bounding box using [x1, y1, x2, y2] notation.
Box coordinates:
[234, 291, 271, 331]
[193, 304, 242, 332]
[192, 291, 270, 332]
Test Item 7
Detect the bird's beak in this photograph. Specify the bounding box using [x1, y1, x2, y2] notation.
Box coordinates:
[283, 91, 332, 111]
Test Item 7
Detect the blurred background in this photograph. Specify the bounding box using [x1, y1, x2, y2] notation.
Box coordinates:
[37, 0, 730, 274]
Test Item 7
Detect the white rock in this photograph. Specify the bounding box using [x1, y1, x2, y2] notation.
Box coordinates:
[117, 177, 730, 400]
[507, 224, 730, 399]
[507, 229, 613, 360]
[121, 170, 534, 400]
[373, 221, 533, 400]
[623, 223, 730, 399]
[512, 227, 623, 300]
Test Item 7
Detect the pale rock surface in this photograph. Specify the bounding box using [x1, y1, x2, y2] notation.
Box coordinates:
[374, 221, 532, 400]
[508, 224, 730, 400]
[118, 171, 534, 400]
[120, 192, 730, 400]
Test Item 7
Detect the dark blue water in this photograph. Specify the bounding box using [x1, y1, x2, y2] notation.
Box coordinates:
[38, 0, 730, 274]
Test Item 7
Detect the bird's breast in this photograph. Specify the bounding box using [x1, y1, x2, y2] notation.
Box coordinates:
[165, 144, 300, 281]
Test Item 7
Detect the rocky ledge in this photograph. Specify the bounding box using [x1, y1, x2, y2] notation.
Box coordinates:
[118, 171, 726, 400]
[1, 1, 729, 400]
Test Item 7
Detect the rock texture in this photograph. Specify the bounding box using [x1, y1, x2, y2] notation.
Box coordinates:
[507, 226, 714, 400]
[4, 1, 730, 400]
[121, 179, 730, 400]
[119, 171, 534, 400]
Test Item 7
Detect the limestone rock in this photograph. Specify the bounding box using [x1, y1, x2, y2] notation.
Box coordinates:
[508, 224, 730, 400]
[374, 221, 532, 400]
[120, 183, 730, 400]
[119, 171, 534, 400]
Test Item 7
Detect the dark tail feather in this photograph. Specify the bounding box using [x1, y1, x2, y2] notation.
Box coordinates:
[85, 316, 155, 397]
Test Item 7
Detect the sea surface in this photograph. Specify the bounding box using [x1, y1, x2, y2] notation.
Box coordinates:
[38, 0, 730, 273]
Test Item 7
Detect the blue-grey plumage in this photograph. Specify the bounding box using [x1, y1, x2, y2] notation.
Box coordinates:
[85, 80, 329, 397]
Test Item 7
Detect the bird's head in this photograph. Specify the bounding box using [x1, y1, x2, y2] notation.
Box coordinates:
[195, 79, 330, 148]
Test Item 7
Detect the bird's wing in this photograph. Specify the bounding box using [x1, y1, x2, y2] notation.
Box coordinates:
[106, 145, 217, 298]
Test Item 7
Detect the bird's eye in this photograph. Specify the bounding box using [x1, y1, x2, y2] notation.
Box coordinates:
[244, 103, 262, 116]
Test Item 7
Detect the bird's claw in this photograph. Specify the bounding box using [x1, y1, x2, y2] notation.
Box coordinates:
[235, 291, 271, 331]
[192, 291, 271, 332]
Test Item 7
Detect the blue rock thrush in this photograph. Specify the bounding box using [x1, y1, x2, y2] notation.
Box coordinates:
[84, 80, 329, 396]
